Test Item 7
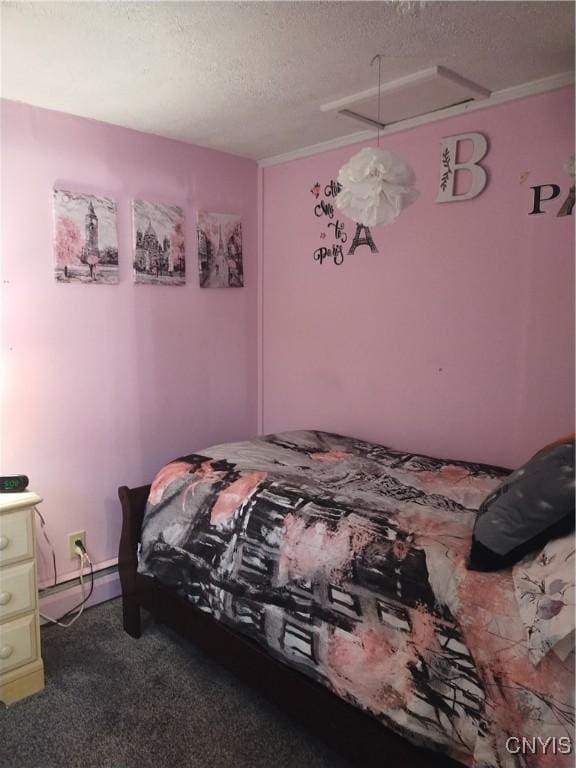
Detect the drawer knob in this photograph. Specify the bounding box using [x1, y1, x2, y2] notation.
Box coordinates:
[0, 592, 11, 606]
[0, 644, 13, 660]
[0, 535, 9, 551]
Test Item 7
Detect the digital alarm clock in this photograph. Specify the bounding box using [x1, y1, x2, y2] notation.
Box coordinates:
[0, 475, 29, 492]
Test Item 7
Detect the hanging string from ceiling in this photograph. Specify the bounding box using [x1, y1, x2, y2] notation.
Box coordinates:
[334, 54, 419, 228]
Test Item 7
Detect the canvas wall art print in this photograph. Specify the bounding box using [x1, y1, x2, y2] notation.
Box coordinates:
[197, 212, 243, 288]
[133, 200, 186, 285]
[54, 190, 119, 283]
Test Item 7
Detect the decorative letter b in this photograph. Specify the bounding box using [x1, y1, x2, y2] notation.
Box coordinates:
[436, 132, 489, 203]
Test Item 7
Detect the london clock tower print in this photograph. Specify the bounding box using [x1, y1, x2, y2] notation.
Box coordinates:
[53, 190, 119, 284]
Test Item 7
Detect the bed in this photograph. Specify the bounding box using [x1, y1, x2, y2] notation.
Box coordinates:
[118, 430, 574, 768]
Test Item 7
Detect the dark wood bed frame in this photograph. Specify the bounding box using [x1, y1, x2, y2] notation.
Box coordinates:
[118, 483, 462, 768]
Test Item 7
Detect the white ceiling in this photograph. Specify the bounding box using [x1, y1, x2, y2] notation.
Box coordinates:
[1, 1, 574, 161]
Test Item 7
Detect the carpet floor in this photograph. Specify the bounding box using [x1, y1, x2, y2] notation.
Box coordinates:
[0, 599, 354, 768]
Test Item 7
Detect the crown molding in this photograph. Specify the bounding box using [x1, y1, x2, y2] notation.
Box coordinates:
[259, 127, 376, 168]
[258, 70, 574, 168]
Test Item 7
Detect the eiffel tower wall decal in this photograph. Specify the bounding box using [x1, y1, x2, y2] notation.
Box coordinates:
[347, 224, 378, 255]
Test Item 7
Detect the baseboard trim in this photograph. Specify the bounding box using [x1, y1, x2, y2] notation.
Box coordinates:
[39, 565, 121, 624]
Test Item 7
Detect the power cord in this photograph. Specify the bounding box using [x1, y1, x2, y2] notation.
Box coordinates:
[56, 543, 94, 623]
[34, 507, 57, 590]
[39, 540, 95, 628]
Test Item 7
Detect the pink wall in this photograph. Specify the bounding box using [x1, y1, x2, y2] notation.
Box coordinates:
[261, 88, 575, 469]
[0, 100, 258, 583]
[1, 88, 573, 588]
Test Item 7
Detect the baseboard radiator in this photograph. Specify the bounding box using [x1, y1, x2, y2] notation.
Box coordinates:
[39, 564, 121, 625]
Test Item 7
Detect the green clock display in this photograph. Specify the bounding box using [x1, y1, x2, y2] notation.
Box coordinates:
[0, 475, 29, 492]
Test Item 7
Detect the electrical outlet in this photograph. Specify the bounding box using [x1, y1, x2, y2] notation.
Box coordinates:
[68, 530, 86, 558]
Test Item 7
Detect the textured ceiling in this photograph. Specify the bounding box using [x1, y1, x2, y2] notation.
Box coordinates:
[1, 1, 574, 160]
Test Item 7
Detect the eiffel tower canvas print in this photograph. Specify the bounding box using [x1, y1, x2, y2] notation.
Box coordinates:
[197, 211, 243, 288]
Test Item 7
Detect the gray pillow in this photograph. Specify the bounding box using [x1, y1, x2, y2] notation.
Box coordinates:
[468, 442, 575, 571]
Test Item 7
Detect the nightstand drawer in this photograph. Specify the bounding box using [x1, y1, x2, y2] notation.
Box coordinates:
[0, 561, 37, 622]
[0, 508, 34, 567]
[0, 613, 38, 675]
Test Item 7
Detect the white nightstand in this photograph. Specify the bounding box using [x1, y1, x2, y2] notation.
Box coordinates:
[0, 492, 45, 704]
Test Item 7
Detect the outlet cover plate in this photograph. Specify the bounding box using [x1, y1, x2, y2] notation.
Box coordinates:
[68, 530, 86, 559]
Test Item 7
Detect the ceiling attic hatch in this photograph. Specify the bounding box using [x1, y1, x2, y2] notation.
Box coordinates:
[320, 66, 491, 129]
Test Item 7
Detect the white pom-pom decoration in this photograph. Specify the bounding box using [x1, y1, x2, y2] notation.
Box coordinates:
[335, 147, 418, 227]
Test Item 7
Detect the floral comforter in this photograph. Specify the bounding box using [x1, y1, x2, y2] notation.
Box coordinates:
[138, 431, 575, 767]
